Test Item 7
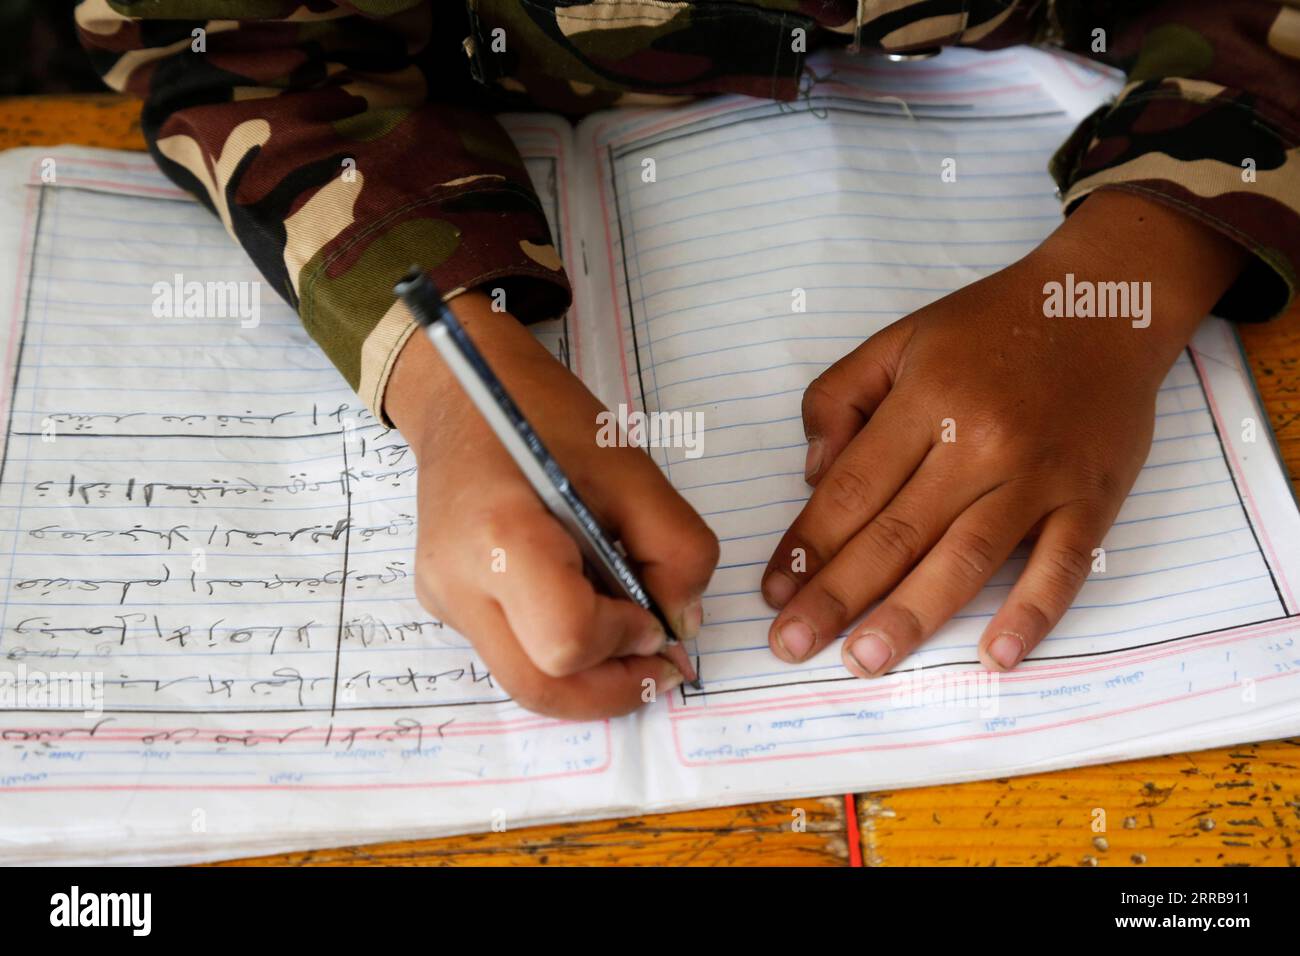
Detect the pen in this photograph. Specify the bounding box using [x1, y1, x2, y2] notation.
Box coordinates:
[393, 267, 702, 691]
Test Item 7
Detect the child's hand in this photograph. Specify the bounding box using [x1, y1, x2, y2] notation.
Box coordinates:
[386, 290, 718, 719]
[761, 190, 1247, 678]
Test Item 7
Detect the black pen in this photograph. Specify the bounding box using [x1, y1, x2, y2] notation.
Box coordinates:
[393, 267, 702, 690]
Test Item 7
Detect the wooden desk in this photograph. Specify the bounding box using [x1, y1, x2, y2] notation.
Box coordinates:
[5, 93, 1297, 868]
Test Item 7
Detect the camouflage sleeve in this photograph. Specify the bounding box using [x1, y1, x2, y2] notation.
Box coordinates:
[1049, 1, 1300, 321]
[74, 0, 570, 425]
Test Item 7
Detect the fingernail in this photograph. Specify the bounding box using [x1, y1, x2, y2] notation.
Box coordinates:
[986, 631, 1026, 670]
[775, 618, 815, 660]
[634, 624, 668, 657]
[679, 598, 703, 641]
[763, 571, 797, 608]
[848, 631, 894, 676]
[657, 660, 685, 693]
[804, 437, 824, 480]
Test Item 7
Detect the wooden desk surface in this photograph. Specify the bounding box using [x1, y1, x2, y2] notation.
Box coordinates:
[4, 93, 1298, 868]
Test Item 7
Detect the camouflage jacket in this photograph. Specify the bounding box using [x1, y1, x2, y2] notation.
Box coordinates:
[76, 1, 1300, 424]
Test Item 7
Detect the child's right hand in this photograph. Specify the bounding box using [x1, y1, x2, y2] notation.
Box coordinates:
[385, 289, 719, 719]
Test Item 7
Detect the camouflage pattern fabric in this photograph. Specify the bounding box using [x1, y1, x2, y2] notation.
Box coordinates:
[74, 1, 1300, 423]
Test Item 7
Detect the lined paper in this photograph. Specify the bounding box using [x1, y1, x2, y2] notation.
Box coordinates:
[574, 48, 1300, 784]
[0, 125, 622, 864]
[594, 98, 1286, 689]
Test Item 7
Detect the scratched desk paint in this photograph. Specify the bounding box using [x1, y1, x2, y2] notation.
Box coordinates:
[2, 93, 1297, 867]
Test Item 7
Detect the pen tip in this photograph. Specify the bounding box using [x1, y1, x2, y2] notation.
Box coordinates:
[659, 642, 700, 691]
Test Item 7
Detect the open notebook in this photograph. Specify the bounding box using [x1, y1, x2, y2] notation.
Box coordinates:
[2, 47, 1298, 865]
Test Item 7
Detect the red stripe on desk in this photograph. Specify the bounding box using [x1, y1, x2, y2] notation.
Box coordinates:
[844, 793, 863, 867]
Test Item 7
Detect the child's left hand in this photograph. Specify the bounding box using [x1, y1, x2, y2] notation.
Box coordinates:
[761, 190, 1247, 678]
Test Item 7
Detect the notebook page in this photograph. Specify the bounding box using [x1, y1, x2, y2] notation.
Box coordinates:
[570, 48, 1300, 803]
[509, 120, 585, 376]
[0, 125, 650, 864]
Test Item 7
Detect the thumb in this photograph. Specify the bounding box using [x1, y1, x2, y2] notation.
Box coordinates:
[801, 318, 910, 484]
[581, 444, 720, 642]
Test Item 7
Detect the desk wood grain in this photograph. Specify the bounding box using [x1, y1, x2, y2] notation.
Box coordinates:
[4, 93, 1296, 868]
